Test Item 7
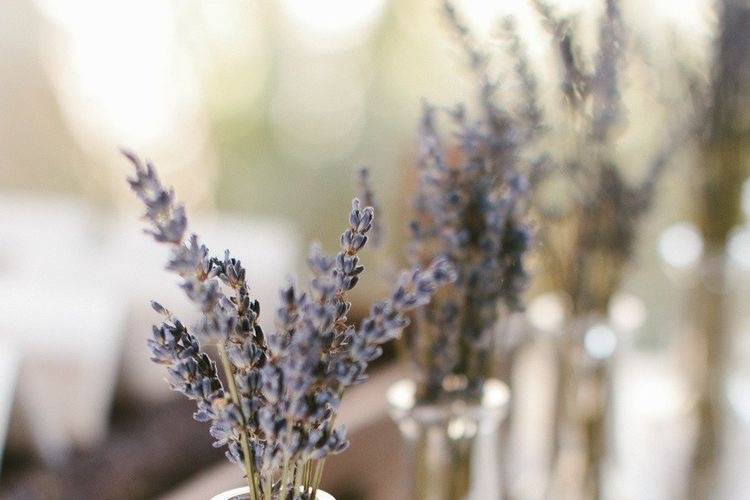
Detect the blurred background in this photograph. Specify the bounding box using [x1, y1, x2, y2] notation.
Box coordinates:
[0, 0, 748, 499]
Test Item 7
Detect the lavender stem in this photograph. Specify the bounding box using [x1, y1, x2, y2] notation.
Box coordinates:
[217, 344, 259, 500]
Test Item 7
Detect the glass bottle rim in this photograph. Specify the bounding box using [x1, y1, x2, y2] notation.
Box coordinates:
[386, 377, 509, 423]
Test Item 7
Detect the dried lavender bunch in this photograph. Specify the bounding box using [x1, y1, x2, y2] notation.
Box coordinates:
[526, 3, 677, 498]
[405, 2, 537, 403]
[125, 151, 454, 499]
[500, 17, 544, 141]
[530, 0, 671, 315]
[686, 2, 750, 498]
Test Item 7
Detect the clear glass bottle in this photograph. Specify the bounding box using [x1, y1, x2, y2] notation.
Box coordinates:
[550, 293, 647, 500]
[387, 378, 510, 500]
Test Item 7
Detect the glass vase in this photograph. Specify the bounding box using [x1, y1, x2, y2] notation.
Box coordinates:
[387, 377, 510, 500]
[550, 315, 614, 500]
[550, 293, 647, 500]
[210, 486, 335, 500]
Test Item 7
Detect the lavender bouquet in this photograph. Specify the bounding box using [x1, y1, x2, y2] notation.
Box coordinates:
[527, 1, 675, 497]
[124, 151, 454, 500]
[404, 2, 538, 404]
[529, 0, 679, 315]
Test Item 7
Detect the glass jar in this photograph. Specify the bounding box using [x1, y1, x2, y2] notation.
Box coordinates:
[387, 377, 510, 500]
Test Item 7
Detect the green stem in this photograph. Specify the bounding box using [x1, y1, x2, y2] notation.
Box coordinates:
[217, 344, 260, 500]
[310, 409, 341, 496]
[302, 460, 313, 489]
[263, 476, 273, 500]
[280, 459, 292, 496]
[294, 459, 303, 493]
[311, 458, 326, 498]
[449, 437, 472, 500]
[414, 431, 430, 500]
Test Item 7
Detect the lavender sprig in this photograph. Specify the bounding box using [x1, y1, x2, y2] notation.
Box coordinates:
[356, 168, 382, 247]
[531, 0, 591, 107]
[501, 17, 543, 139]
[340, 257, 457, 388]
[405, 3, 536, 402]
[147, 304, 225, 424]
[126, 150, 264, 497]
[590, 0, 626, 141]
[125, 151, 454, 498]
[529, 0, 673, 314]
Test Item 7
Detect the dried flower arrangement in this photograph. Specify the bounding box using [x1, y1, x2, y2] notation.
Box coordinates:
[687, 2, 750, 497]
[124, 151, 455, 500]
[530, 0, 672, 314]
[527, 1, 675, 497]
[403, 2, 540, 404]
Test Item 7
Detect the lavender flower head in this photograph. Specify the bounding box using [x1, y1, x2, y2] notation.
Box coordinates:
[125, 151, 454, 499]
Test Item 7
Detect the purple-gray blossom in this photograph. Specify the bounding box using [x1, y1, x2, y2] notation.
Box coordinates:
[125, 151, 453, 498]
[405, 2, 537, 402]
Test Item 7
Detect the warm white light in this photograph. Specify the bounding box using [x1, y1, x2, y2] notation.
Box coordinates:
[280, 0, 386, 51]
[197, 2, 270, 112]
[658, 222, 703, 269]
[527, 292, 566, 333]
[650, 0, 712, 36]
[629, 370, 690, 418]
[447, 418, 472, 440]
[728, 372, 750, 423]
[386, 379, 416, 411]
[727, 226, 750, 269]
[461, 1, 513, 38]
[481, 379, 510, 409]
[584, 323, 617, 360]
[555, 0, 590, 9]
[609, 293, 647, 333]
[34, 0, 205, 158]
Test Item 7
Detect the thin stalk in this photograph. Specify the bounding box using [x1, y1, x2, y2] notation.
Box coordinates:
[217, 344, 260, 500]
[414, 306, 433, 402]
[498, 340, 521, 500]
[263, 476, 273, 500]
[688, 1, 750, 492]
[293, 460, 303, 494]
[307, 460, 315, 489]
[306, 460, 317, 491]
[413, 432, 430, 500]
[301, 460, 310, 489]
[310, 401, 345, 497]
[311, 458, 326, 495]
[688, 252, 727, 500]
[582, 363, 609, 500]
[547, 337, 571, 498]
[448, 437, 472, 499]
[280, 459, 291, 496]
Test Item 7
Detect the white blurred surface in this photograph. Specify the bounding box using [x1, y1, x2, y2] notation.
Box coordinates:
[0, 191, 122, 462]
[0, 280, 124, 462]
[0, 191, 300, 462]
[611, 353, 694, 500]
[0, 191, 96, 283]
[110, 213, 299, 402]
[0, 343, 20, 474]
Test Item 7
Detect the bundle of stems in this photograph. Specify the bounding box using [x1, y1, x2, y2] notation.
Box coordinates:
[528, 1, 675, 497]
[404, 1, 541, 407]
[385, 4, 545, 498]
[688, 1, 750, 498]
